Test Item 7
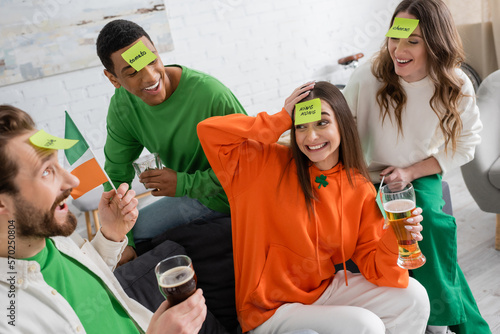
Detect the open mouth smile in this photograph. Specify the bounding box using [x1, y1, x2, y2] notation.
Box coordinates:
[55, 198, 68, 211]
[396, 58, 412, 64]
[144, 79, 160, 92]
[307, 143, 327, 151]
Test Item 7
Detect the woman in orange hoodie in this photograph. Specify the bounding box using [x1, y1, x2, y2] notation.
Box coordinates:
[197, 81, 430, 334]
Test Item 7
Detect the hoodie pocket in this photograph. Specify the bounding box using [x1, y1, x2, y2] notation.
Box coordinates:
[249, 243, 333, 310]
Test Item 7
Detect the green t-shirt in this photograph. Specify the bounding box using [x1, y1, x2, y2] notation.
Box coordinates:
[103, 65, 247, 214]
[25, 239, 140, 333]
[104, 65, 247, 247]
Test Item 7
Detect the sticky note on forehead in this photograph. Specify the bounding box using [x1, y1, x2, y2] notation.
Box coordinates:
[29, 130, 78, 150]
[121, 40, 158, 71]
[385, 17, 419, 38]
[295, 98, 322, 125]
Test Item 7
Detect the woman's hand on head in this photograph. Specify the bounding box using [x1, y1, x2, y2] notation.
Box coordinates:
[284, 82, 315, 117]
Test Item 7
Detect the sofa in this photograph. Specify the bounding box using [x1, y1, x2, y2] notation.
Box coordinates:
[460, 69, 500, 250]
[114, 216, 238, 333]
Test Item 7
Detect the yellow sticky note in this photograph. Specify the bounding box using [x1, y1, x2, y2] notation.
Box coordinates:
[29, 130, 78, 150]
[295, 98, 322, 125]
[121, 40, 158, 71]
[385, 17, 419, 39]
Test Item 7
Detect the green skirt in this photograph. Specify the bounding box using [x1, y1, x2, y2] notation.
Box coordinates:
[410, 175, 490, 333]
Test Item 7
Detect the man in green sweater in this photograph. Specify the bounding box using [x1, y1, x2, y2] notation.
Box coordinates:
[96, 20, 247, 264]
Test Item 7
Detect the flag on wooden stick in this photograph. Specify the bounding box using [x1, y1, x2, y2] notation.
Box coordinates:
[64, 111, 112, 199]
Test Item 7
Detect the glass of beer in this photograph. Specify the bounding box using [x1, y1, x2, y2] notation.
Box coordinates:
[380, 182, 426, 269]
[155, 255, 197, 305]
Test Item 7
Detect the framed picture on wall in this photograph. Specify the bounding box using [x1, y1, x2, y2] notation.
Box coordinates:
[0, 0, 174, 87]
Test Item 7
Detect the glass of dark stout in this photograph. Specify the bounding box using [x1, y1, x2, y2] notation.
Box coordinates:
[155, 255, 198, 305]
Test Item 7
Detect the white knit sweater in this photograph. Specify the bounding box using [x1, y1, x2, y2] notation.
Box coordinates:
[343, 61, 482, 182]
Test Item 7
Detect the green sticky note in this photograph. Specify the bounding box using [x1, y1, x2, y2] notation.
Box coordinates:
[121, 40, 158, 71]
[376, 187, 387, 219]
[294, 98, 322, 125]
[29, 129, 78, 150]
[385, 17, 419, 38]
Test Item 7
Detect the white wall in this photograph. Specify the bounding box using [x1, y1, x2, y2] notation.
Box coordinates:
[0, 0, 401, 235]
[164, 0, 401, 115]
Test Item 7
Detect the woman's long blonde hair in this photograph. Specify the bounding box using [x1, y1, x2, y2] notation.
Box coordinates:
[372, 0, 466, 153]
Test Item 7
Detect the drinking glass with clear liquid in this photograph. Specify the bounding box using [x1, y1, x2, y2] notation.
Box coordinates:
[132, 152, 163, 189]
[380, 182, 426, 269]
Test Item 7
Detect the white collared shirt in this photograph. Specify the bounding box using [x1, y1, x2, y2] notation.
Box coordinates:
[0, 231, 152, 333]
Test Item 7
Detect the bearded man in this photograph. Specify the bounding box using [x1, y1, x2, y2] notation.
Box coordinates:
[0, 105, 209, 333]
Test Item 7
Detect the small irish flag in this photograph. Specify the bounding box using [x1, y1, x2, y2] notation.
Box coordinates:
[64, 111, 111, 200]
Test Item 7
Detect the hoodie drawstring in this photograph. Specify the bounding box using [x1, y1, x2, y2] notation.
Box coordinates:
[339, 171, 348, 286]
[313, 168, 348, 286]
[312, 200, 322, 278]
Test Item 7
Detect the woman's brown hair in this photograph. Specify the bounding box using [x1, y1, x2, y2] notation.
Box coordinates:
[372, 0, 465, 153]
[289, 81, 369, 211]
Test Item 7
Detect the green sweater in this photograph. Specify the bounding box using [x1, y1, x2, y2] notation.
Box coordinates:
[104, 65, 246, 215]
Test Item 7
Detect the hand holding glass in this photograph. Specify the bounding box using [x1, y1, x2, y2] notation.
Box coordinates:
[155, 255, 197, 305]
[132, 153, 162, 189]
[381, 182, 426, 269]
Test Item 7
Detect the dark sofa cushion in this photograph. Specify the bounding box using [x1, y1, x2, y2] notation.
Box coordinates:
[150, 216, 237, 333]
[114, 240, 186, 311]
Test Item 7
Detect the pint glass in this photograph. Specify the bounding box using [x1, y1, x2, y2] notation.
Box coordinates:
[381, 182, 426, 270]
[155, 255, 197, 305]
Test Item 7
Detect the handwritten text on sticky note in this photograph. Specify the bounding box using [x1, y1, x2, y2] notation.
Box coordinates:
[121, 40, 158, 72]
[29, 130, 78, 150]
[385, 17, 419, 39]
[295, 98, 322, 125]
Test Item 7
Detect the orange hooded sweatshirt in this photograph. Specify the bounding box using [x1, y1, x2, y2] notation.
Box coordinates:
[197, 109, 408, 333]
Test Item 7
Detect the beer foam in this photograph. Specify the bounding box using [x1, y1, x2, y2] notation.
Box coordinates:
[159, 266, 194, 287]
[383, 199, 415, 213]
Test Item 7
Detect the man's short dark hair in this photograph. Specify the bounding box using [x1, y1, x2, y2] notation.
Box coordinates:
[96, 19, 154, 75]
[0, 105, 36, 195]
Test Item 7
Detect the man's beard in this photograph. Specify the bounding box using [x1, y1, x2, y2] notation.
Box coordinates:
[13, 189, 77, 238]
